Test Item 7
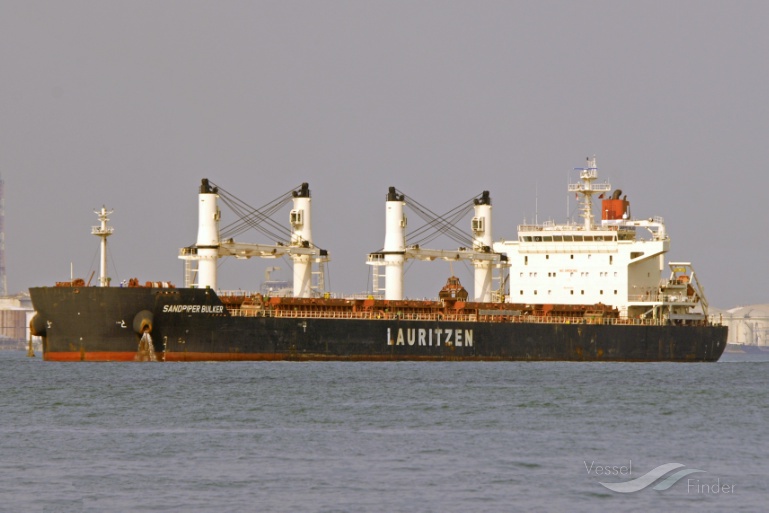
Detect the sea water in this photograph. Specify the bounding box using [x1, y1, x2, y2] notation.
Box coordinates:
[0, 351, 766, 513]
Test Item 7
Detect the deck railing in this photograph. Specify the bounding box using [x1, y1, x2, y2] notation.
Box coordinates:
[226, 307, 713, 326]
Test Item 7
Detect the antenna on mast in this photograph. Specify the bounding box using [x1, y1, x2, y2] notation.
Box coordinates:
[568, 156, 611, 230]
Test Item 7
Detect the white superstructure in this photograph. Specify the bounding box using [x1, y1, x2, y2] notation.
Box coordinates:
[493, 157, 708, 321]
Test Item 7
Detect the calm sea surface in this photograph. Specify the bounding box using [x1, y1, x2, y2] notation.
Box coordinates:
[0, 351, 766, 513]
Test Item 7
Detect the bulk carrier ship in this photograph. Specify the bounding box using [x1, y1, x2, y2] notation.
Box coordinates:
[29, 157, 726, 362]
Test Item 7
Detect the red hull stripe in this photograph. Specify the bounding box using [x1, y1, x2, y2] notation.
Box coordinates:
[44, 352, 143, 362]
[42, 351, 691, 362]
[43, 351, 473, 362]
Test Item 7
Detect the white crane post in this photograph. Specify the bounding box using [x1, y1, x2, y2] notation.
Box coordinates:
[472, 191, 493, 302]
[291, 183, 313, 298]
[384, 187, 406, 300]
[196, 179, 220, 290]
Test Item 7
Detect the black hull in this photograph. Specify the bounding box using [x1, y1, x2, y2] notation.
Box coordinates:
[29, 287, 728, 362]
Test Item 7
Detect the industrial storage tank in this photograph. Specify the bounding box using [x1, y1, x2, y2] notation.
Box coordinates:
[713, 304, 769, 349]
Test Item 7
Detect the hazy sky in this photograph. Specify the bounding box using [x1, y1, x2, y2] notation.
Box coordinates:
[2, 1, 768, 308]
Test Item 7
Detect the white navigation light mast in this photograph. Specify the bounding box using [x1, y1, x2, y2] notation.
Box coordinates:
[383, 187, 406, 300]
[91, 206, 114, 287]
[196, 179, 221, 290]
[290, 183, 313, 298]
[568, 156, 611, 230]
[472, 191, 493, 302]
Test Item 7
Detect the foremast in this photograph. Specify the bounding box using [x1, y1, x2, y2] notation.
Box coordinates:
[91, 206, 114, 287]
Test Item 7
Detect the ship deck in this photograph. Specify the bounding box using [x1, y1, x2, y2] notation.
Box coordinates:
[220, 294, 716, 327]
